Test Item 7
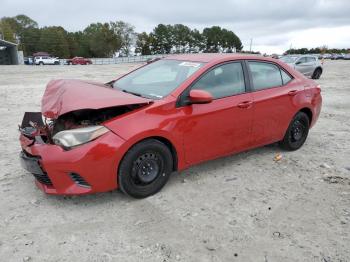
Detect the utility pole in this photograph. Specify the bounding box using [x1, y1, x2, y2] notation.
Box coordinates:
[249, 38, 253, 52]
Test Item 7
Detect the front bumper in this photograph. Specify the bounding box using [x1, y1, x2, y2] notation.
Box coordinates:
[19, 113, 126, 195]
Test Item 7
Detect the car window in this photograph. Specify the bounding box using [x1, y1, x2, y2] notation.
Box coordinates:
[248, 62, 282, 90]
[281, 70, 292, 85]
[297, 57, 307, 64]
[306, 57, 316, 62]
[191, 62, 246, 99]
[132, 65, 178, 85]
[113, 60, 204, 99]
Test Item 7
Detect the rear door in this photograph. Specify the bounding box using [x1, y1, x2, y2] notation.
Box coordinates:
[247, 61, 303, 146]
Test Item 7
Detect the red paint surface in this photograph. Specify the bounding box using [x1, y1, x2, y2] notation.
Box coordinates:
[20, 54, 322, 195]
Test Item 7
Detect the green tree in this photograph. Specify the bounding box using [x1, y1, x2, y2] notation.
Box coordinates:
[151, 24, 174, 54]
[202, 26, 242, 53]
[84, 23, 121, 57]
[172, 24, 191, 53]
[20, 27, 41, 55]
[136, 32, 153, 55]
[0, 17, 16, 42]
[110, 21, 136, 56]
[189, 29, 205, 53]
[66, 31, 91, 57]
[38, 26, 70, 58]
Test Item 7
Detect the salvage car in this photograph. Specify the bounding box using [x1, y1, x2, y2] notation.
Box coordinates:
[34, 56, 60, 65]
[66, 57, 92, 65]
[19, 54, 322, 198]
[279, 55, 323, 79]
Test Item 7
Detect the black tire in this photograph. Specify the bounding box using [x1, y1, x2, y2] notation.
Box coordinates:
[280, 112, 310, 151]
[39, 62, 44, 65]
[312, 68, 322, 79]
[118, 139, 173, 198]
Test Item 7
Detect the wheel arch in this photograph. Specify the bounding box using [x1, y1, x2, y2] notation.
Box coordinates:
[121, 136, 179, 172]
[299, 107, 313, 124]
[315, 66, 323, 73]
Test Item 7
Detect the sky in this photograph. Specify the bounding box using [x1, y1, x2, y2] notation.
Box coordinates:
[2, 0, 350, 54]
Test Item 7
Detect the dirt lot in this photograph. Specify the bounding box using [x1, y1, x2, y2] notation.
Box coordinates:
[0, 61, 349, 262]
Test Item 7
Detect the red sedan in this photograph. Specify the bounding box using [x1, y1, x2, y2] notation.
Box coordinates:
[66, 57, 92, 65]
[19, 54, 322, 198]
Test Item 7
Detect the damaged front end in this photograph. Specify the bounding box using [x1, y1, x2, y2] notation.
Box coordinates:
[18, 107, 135, 195]
[20, 104, 146, 149]
[19, 78, 153, 194]
[19, 105, 151, 194]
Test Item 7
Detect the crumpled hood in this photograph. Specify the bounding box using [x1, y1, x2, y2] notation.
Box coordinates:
[41, 79, 151, 119]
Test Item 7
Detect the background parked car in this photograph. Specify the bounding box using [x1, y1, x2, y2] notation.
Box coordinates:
[343, 54, 350, 60]
[66, 57, 92, 65]
[34, 56, 60, 65]
[24, 57, 34, 65]
[279, 55, 323, 79]
[318, 53, 331, 59]
[330, 54, 344, 60]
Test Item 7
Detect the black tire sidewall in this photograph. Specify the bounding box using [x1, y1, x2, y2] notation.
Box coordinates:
[281, 112, 310, 151]
[118, 139, 173, 198]
[312, 68, 321, 79]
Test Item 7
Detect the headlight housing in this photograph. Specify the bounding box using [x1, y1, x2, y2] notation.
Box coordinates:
[53, 126, 109, 149]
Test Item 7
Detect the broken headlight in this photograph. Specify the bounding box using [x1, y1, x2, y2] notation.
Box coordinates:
[53, 126, 109, 149]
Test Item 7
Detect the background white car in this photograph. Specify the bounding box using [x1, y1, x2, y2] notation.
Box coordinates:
[34, 56, 60, 65]
[279, 55, 323, 79]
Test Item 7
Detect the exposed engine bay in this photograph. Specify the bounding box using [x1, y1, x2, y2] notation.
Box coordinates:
[20, 105, 143, 144]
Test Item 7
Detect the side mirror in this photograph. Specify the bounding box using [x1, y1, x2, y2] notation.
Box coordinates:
[189, 89, 213, 104]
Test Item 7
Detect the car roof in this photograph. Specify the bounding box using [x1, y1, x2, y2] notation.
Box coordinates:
[165, 53, 272, 63]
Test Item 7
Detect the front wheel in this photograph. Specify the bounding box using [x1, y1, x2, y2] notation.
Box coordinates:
[280, 112, 310, 151]
[118, 139, 173, 198]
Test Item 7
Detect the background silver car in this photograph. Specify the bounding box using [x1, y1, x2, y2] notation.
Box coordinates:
[279, 55, 323, 79]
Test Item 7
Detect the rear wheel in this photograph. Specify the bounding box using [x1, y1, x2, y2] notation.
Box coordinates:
[118, 139, 173, 198]
[280, 112, 310, 151]
[312, 68, 322, 79]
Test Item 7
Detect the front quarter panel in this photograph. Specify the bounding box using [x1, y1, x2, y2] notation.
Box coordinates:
[104, 100, 186, 170]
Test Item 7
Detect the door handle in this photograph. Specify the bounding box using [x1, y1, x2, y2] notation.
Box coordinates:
[238, 101, 253, 109]
[288, 90, 298, 96]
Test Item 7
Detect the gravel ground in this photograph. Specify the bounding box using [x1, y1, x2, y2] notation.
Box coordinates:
[0, 61, 349, 262]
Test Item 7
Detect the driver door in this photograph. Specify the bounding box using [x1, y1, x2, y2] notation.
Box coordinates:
[177, 61, 254, 165]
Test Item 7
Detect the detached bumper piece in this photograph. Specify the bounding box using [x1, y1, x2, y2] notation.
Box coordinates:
[20, 151, 53, 186]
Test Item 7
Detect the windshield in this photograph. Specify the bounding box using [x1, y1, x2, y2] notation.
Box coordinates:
[113, 59, 204, 99]
[280, 56, 298, 63]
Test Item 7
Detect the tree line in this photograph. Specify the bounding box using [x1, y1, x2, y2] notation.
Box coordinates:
[285, 47, 349, 55]
[0, 15, 243, 58]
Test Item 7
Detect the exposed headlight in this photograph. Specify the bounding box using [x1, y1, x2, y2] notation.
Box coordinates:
[53, 126, 109, 149]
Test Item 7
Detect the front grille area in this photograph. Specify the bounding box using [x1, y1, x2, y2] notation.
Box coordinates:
[20, 150, 53, 186]
[33, 171, 53, 186]
[69, 173, 90, 188]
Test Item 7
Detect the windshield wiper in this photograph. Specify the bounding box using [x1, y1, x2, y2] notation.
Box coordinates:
[121, 89, 143, 97]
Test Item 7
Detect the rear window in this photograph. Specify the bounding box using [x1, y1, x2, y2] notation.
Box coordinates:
[248, 61, 293, 90]
[281, 70, 292, 85]
[248, 62, 282, 90]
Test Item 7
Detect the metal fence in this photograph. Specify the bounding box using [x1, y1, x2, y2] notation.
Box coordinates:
[59, 54, 166, 65]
